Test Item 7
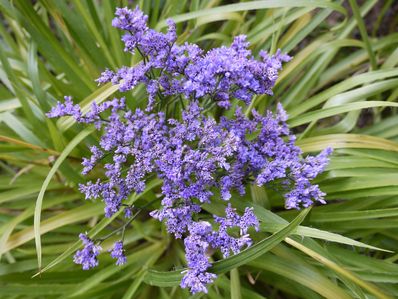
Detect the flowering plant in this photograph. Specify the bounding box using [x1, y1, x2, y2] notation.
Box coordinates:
[47, 6, 331, 294]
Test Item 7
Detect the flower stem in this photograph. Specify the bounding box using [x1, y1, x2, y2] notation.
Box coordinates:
[96, 197, 161, 243]
[348, 0, 377, 70]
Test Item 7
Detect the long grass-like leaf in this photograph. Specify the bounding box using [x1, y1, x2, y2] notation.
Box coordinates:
[34, 127, 94, 271]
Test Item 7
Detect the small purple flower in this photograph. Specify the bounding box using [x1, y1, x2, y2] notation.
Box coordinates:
[112, 6, 148, 33]
[46, 96, 81, 119]
[180, 207, 259, 293]
[180, 221, 216, 294]
[180, 269, 217, 294]
[96, 69, 115, 85]
[73, 233, 102, 270]
[110, 241, 127, 265]
[124, 206, 133, 218]
[82, 145, 103, 175]
[211, 204, 259, 258]
[240, 207, 259, 234]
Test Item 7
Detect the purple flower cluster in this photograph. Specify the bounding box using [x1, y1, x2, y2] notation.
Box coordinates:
[47, 5, 332, 294]
[96, 6, 290, 111]
[73, 235, 126, 268]
[49, 98, 330, 292]
[181, 206, 259, 294]
[73, 234, 102, 270]
[181, 221, 216, 294]
[110, 241, 127, 265]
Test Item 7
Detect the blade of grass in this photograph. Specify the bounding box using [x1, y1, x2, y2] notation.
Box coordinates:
[34, 127, 94, 271]
[285, 238, 392, 299]
[230, 268, 241, 299]
[347, 0, 377, 70]
[288, 101, 398, 127]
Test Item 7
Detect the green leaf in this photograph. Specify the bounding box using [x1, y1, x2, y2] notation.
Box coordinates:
[0, 112, 45, 147]
[230, 268, 241, 299]
[285, 238, 392, 299]
[310, 208, 398, 222]
[248, 252, 352, 299]
[156, 1, 346, 28]
[4, 203, 103, 254]
[220, 200, 389, 252]
[297, 134, 398, 153]
[288, 101, 398, 127]
[34, 127, 94, 271]
[288, 69, 398, 117]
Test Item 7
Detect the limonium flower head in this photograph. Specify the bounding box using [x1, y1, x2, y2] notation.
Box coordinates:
[47, 5, 332, 294]
[180, 208, 259, 294]
[112, 6, 148, 33]
[94, 5, 291, 111]
[73, 234, 102, 270]
[110, 241, 127, 266]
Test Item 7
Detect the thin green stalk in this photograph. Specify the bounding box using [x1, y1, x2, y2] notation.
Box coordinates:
[348, 0, 377, 70]
[96, 197, 161, 243]
[230, 268, 242, 299]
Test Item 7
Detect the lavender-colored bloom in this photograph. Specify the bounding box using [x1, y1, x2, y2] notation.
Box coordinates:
[73, 233, 102, 270]
[124, 206, 133, 218]
[82, 145, 103, 175]
[51, 98, 330, 290]
[285, 182, 326, 210]
[48, 5, 332, 294]
[146, 79, 159, 111]
[110, 241, 127, 265]
[96, 69, 115, 85]
[184, 221, 213, 272]
[180, 221, 216, 294]
[47, 96, 126, 129]
[180, 207, 259, 293]
[51, 98, 330, 291]
[301, 147, 333, 180]
[211, 204, 259, 258]
[180, 270, 217, 294]
[96, 6, 289, 111]
[116, 64, 149, 92]
[240, 207, 259, 234]
[46, 96, 81, 119]
[180, 35, 291, 107]
[112, 6, 148, 33]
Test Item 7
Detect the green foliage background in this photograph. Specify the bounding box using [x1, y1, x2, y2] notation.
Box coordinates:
[0, 1, 397, 298]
